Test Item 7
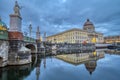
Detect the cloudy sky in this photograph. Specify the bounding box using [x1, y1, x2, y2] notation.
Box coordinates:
[0, 0, 120, 37]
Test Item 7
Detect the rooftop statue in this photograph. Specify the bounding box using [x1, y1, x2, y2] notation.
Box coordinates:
[14, 1, 21, 16]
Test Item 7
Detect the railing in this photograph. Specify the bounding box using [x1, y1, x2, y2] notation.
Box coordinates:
[23, 36, 36, 43]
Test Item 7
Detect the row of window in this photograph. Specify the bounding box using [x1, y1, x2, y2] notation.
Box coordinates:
[65, 31, 87, 35]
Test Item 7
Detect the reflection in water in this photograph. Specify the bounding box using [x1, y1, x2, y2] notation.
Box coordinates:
[56, 50, 105, 76]
[0, 64, 31, 80]
[85, 58, 97, 75]
[1, 50, 120, 80]
[36, 66, 40, 80]
[56, 50, 104, 65]
[35, 55, 41, 80]
[105, 49, 120, 55]
[43, 57, 46, 69]
[0, 54, 42, 80]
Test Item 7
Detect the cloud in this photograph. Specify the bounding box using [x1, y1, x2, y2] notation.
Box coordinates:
[0, 0, 120, 37]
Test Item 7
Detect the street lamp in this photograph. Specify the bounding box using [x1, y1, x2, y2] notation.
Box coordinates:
[29, 23, 32, 41]
[44, 32, 46, 42]
[24, 31, 28, 36]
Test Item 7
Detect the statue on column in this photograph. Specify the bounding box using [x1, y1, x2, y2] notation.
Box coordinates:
[0, 16, 1, 21]
[14, 1, 21, 16]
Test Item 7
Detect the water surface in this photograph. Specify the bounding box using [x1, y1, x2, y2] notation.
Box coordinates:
[0, 50, 120, 80]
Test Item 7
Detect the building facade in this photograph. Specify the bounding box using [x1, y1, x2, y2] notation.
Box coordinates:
[0, 17, 9, 67]
[104, 36, 120, 43]
[46, 19, 104, 44]
[47, 28, 88, 43]
[83, 19, 104, 43]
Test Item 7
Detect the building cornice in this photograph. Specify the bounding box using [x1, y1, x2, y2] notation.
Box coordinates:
[47, 28, 87, 38]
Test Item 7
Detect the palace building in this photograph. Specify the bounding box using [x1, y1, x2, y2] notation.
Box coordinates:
[46, 19, 104, 44]
[104, 36, 120, 43]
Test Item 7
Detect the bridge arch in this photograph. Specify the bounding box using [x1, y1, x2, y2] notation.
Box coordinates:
[25, 44, 37, 53]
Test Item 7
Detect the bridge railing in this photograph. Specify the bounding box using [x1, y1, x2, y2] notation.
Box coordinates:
[23, 36, 36, 43]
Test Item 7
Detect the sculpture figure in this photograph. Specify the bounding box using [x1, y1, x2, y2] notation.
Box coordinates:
[14, 1, 21, 16]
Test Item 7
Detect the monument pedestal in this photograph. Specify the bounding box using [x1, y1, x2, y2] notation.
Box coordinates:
[8, 1, 32, 65]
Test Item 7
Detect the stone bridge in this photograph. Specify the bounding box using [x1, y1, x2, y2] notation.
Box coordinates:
[23, 36, 37, 53]
[0, 41, 9, 67]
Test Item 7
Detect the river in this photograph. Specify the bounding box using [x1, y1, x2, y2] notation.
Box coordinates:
[0, 49, 120, 80]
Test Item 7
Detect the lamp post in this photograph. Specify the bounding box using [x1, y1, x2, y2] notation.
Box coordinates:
[24, 31, 28, 36]
[29, 23, 32, 41]
[44, 32, 46, 42]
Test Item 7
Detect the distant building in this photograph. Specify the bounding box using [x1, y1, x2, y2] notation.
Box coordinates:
[104, 36, 120, 43]
[0, 17, 8, 40]
[46, 19, 104, 44]
[47, 28, 88, 43]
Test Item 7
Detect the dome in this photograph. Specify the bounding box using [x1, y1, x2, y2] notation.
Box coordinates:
[85, 60, 97, 75]
[0, 18, 7, 31]
[84, 19, 93, 26]
[83, 19, 95, 32]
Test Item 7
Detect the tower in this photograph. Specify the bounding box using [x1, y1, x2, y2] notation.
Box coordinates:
[9, 1, 23, 40]
[9, 1, 22, 32]
[8, 1, 23, 63]
[29, 23, 32, 38]
[36, 26, 40, 40]
[36, 26, 41, 53]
